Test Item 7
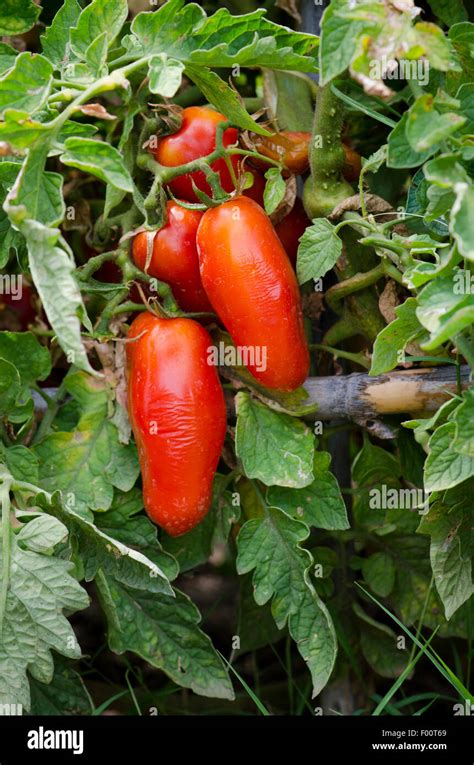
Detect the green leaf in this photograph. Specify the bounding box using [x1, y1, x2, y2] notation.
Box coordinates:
[263, 168, 285, 216]
[96, 572, 234, 700]
[0, 0, 40, 36]
[125, 0, 317, 71]
[236, 575, 284, 654]
[29, 657, 93, 715]
[36, 491, 173, 596]
[3, 445, 39, 484]
[0, 533, 89, 710]
[34, 373, 140, 515]
[424, 154, 470, 188]
[319, 0, 372, 85]
[354, 603, 409, 678]
[452, 388, 474, 456]
[297, 218, 343, 285]
[186, 64, 270, 136]
[0, 53, 53, 118]
[451, 183, 474, 262]
[370, 298, 425, 376]
[387, 113, 436, 169]
[0, 358, 20, 416]
[267, 451, 349, 530]
[85, 31, 109, 78]
[424, 422, 474, 492]
[0, 110, 52, 149]
[148, 54, 185, 98]
[13, 220, 94, 376]
[40, 0, 82, 70]
[0, 43, 18, 76]
[428, 0, 467, 26]
[0, 332, 50, 386]
[236, 506, 337, 694]
[70, 0, 129, 60]
[235, 392, 315, 488]
[17, 515, 68, 554]
[362, 552, 396, 597]
[406, 95, 465, 153]
[61, 137, 134, 192]
[419, 498, 473, 619]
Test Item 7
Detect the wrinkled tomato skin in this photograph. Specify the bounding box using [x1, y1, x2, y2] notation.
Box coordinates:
[251, 131, 312, 175]
[154, 106, 239, 202]
[126, 313, 226, 537]
[274, 198, 310, 267]
[132, 202, 212, 313]
[196, 196, 309, 391]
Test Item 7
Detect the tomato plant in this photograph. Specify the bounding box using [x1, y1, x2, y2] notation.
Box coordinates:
[0, 0, 473, 736]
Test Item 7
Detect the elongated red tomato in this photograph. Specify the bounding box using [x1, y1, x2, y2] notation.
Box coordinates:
[154, 106, 239, 202]
[197, 196, 309, 391]
[126, 312, 226, 536]
[132, 202, 212, 313]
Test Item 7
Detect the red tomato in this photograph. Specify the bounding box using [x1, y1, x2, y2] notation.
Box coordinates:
[132, 202, 212, 313]
[274, 198, 310, 267]
[196, 196, 309, 391]
[0, 282, 36, 330]
[126, 312, 227, 536]
[154, 106, 239, 202]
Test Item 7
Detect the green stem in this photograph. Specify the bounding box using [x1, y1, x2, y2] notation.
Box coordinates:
[110, 301, 148, 316]
[325, 264, 385, 311]
[310, 343, 370, 369]
[77, 250, 117, 282]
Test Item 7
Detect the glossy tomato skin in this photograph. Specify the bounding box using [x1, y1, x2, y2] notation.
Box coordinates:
[197, 196, 309, 391]
[154, 106, 239, 202]
[274, 198, 310, 267]
[126, 313, 226, 536]
[132, 202, 212, 313]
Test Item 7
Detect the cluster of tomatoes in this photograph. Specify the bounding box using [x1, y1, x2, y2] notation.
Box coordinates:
[127, 107, 322, 536]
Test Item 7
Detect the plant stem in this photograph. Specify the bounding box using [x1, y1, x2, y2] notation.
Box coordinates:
[310, 343, 370, 369]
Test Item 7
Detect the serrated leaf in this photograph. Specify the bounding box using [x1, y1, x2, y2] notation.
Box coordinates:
[370, 298, 425, 376]
[319, 0, 369, 85]
[29, 657, 93, 715]
[0, 359, 20, 416]
[70, 0, 129, 60]
[96, 572, 234, 700]
[0, 43, 18, 76]
[17, 515, 68, 554]
[40, 0, 82, 70]
[0, 0, 40, 36]
[267, 451, 349, 530]
[125, 0, 317, 71]
[263, 168, 286, 216]
[149, 54, 184, 98]
[34, 373, 140, 515]
[406, 95, 465, 153]
[424, 422, 474, 492]
[296, 218, 342, 285]
[36, 491, 173, 596]
[0, 533, 89, 710]
[419, 498, 473, 619]
[235, 391, 315, 488]
[362, 552, 396, 597]
[0, 53, 53, 119]
[61, 137, 134, 192]
[387, 113, 436, 169]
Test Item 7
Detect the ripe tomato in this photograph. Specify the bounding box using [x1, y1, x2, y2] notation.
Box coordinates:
[0, 282, 36, 330]
[126, 312, 226, 536]
[197, 196, 309, 391]
[274, 198, 310, 267]
[251, 130, 312, 175]
[132, 202, 212, 313]
[154, 106, 239, 202]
